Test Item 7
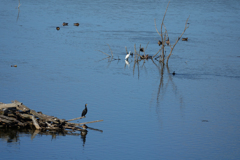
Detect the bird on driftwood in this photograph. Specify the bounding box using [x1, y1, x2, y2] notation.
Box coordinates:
[81, 104, 88, 117]
[158, 40, 162, 46]
[140, 48, 144, 52]
[166, 37, 170, 45]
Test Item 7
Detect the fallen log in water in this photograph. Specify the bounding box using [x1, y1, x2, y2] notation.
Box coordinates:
[0, 100, 103, 133]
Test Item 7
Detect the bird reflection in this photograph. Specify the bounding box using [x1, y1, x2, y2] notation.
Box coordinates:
[80, 124, 88, 147]
[80, 130, 88, 147]
[125, 60, 130, 69]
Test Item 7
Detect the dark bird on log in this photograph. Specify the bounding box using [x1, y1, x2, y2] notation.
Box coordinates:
[74, 23, 79, 26]
[182, 37, 188, 41]
[172, 71, 175, 75]
[62, 22, 68, 26]
[158, 40, 162, 46]
[56, 27, 60, 30]
[140, 48, 144, 52]
[81, 103, 88, 117]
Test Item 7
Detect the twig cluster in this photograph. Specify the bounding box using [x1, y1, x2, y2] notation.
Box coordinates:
[98, 1, 190, 66]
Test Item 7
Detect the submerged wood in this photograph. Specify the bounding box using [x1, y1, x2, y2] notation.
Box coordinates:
[0, 100, 103, 133]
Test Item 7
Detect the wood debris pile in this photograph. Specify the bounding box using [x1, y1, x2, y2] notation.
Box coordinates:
[0, 100, 103, 132]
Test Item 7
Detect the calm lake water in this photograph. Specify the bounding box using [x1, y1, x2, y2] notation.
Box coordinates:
[1, 0, 240, 159]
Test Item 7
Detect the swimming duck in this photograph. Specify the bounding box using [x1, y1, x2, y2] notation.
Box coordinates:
[56, 27, 60, 30]
[74, 23, 79, 26]
[182, 37, 188, 41]
[62, 22, 68, 26]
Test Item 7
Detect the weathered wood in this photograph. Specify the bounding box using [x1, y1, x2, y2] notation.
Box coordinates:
[0, 100, 103, 133]
[78, 120, 103, 125]
[12, 100, 30, 112]
[0, 103, 17, 109]
[67, 116, 85, 122]
[0, 115, 25, 126]
[15, 113, 41, 129]
[0, 117, 12, 124]
[31, 116, 41, 130]
[30, 110, 60, 123]
[68, 120, 104, 126]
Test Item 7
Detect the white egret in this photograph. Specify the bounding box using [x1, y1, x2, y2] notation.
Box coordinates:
[125, 51, 130, 60]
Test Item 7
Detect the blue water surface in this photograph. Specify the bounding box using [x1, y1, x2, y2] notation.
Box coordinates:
[0, 0, 240, 159]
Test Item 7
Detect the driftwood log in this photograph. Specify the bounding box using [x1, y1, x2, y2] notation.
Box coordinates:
[0, 100, 103, 133]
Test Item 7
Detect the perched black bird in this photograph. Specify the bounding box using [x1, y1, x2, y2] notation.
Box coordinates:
[166, 37, 170, 45]
[140, 48, 144, 52]
[81, 103, 88, 117]
[158, 40, 162, 46]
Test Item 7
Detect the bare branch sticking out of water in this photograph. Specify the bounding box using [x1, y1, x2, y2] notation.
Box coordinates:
[107, 44, 113, 57]
[152, 48, 162, 59]
[67, 116, 86, 121]
[98, 50, 111, 57]
[78, 120, 103, 125]
[16, 0, 21, 21]
[143, 42, 149, 57]
[166, 15, 190, 65]
[125, 46, 128, 54]
[16, 0, 21, 9]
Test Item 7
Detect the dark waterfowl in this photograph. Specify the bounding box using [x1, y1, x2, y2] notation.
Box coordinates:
[140, 54, 150, 59]
[62, 22, 68, 26]
[158, 40, 162, 46]
[56, 27, 60, 30]
[11, 65, 17, 67]
[74, 23, 79, 26]
[81, 103, 88, 117]
[140, 48, 144, 52]
[182, 37, 188, 41]
[82, 124, 88, 130]
[172, 71, 175, 75]
[166, 37, 170, 45]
